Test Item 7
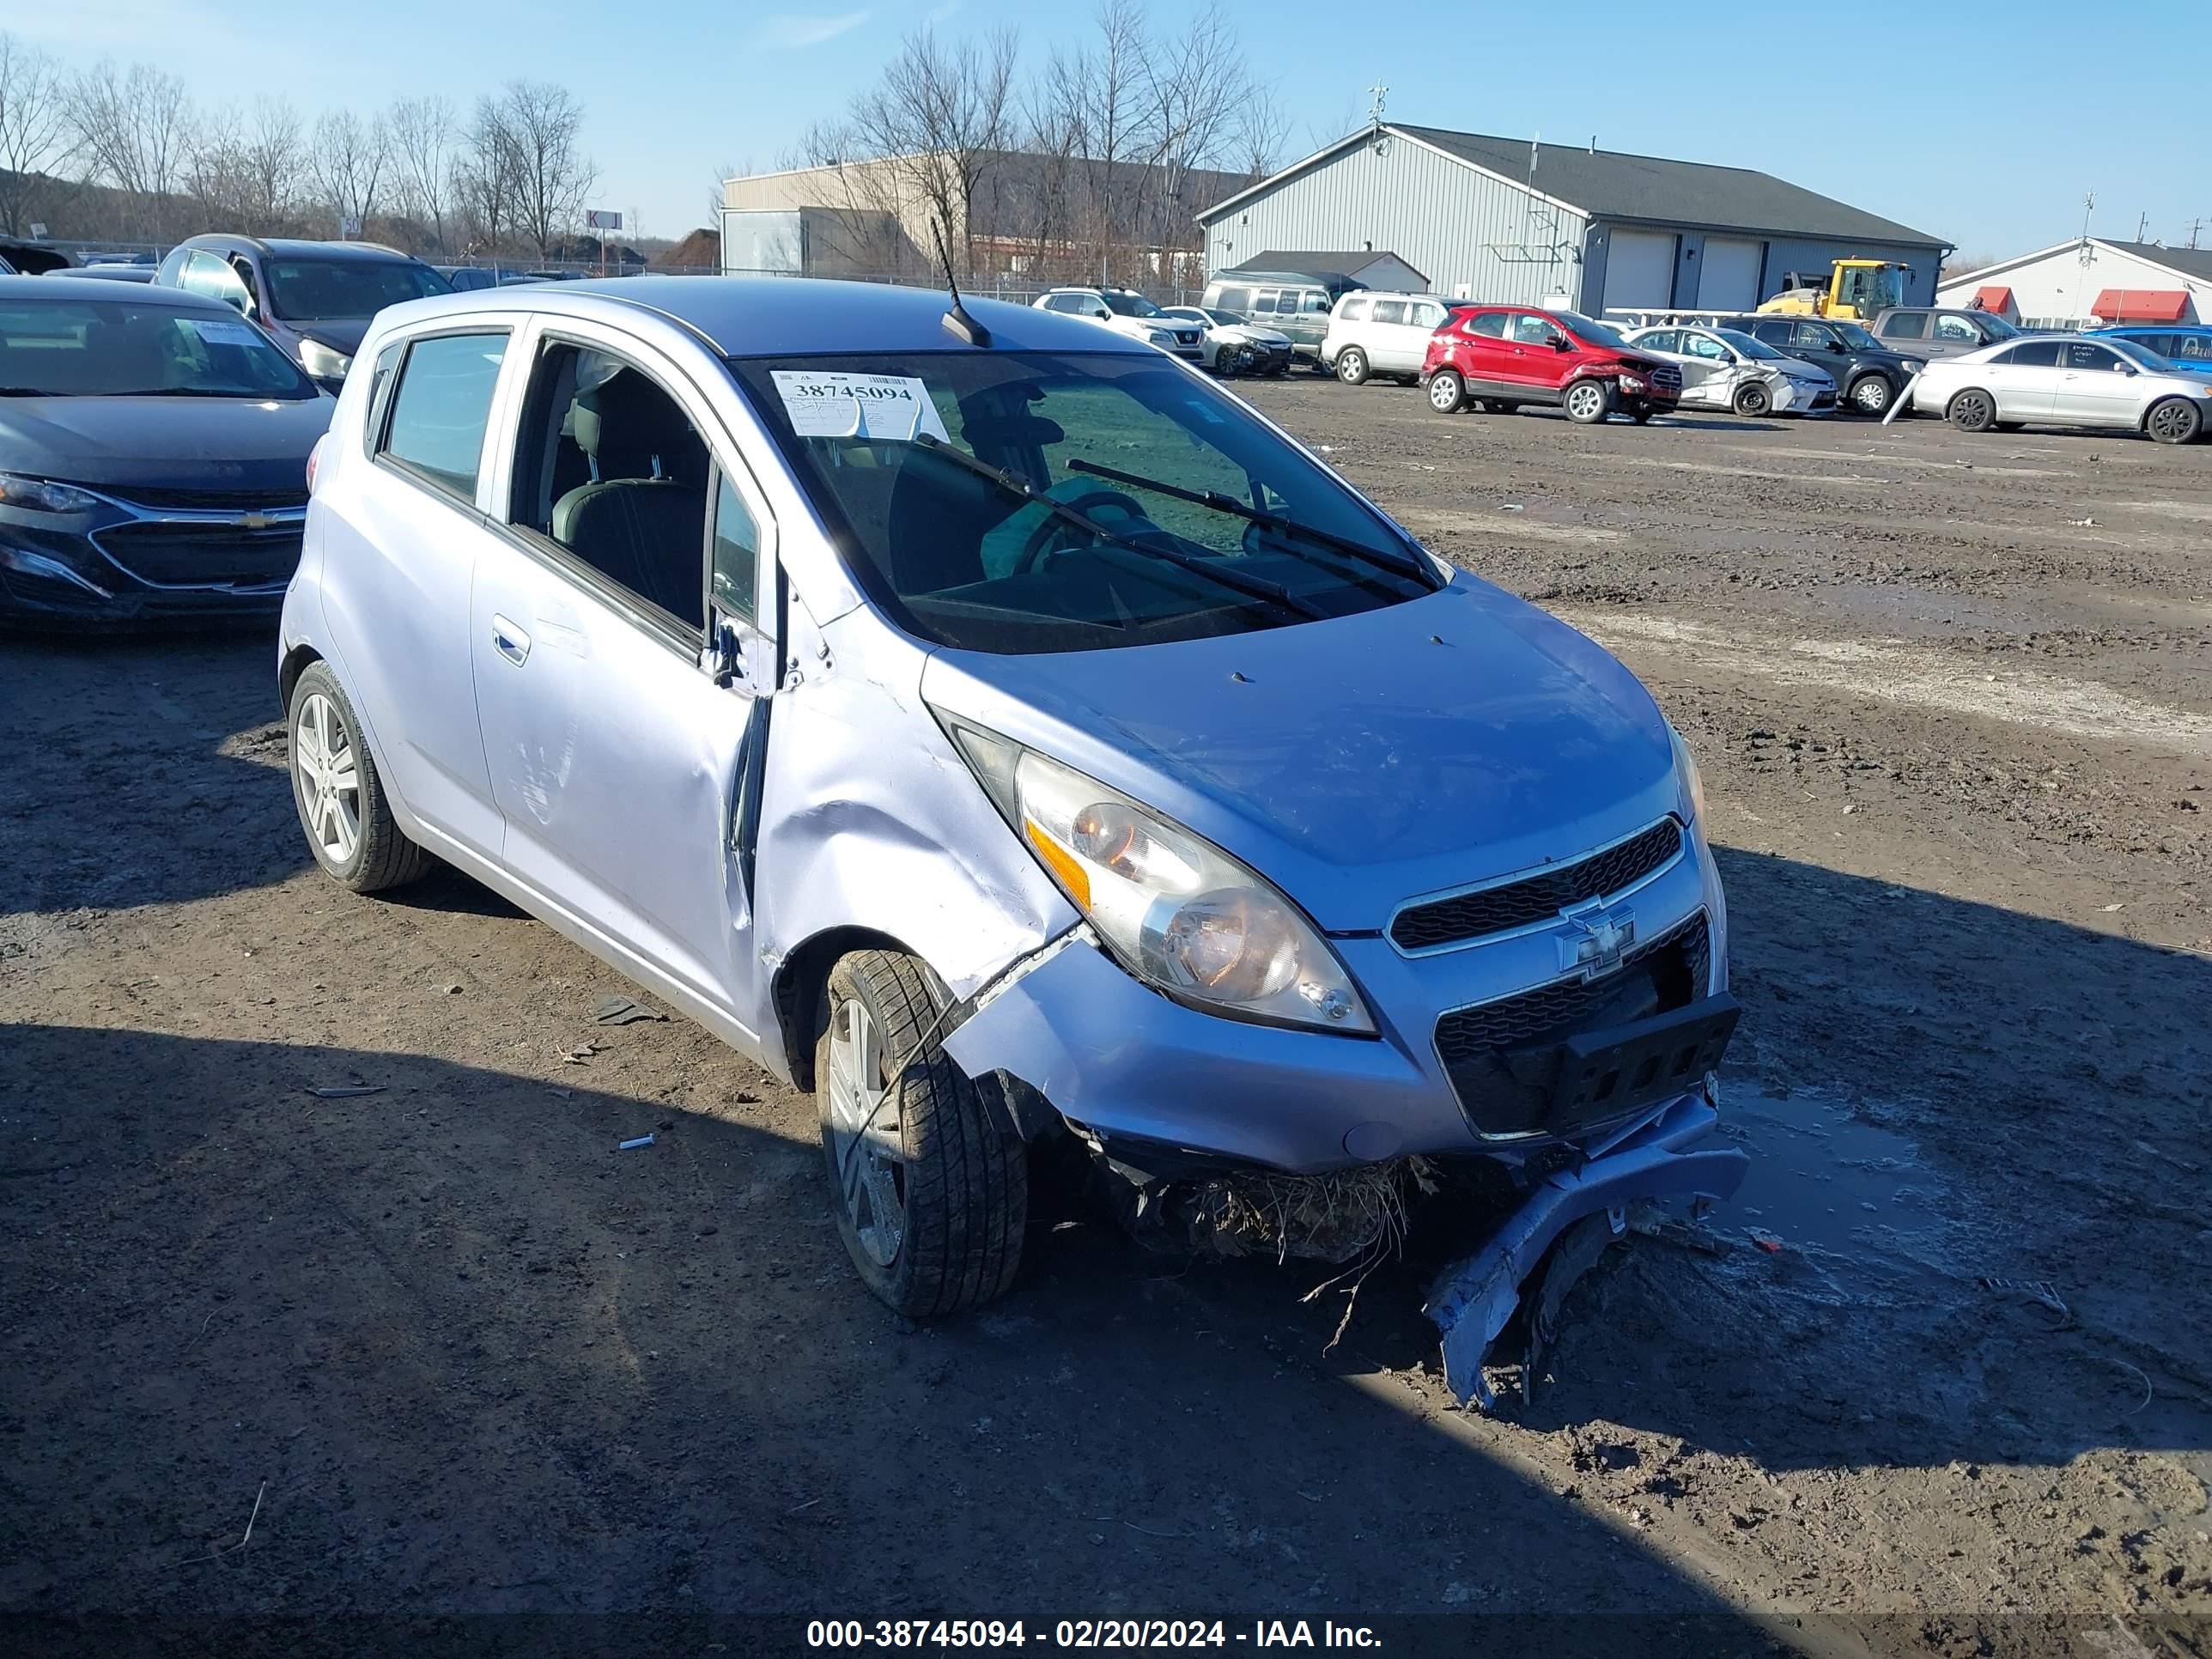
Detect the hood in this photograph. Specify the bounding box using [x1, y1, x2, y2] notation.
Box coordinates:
[0, 394, 334, 498]
[1221, 324, 1293, 345]
[921, 579, 1680, 930]
[286, 318, 369, 356]
[1773, 356, 1834, 382]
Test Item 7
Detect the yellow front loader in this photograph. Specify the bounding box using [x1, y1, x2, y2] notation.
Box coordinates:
[1757, 258, 1907, 320]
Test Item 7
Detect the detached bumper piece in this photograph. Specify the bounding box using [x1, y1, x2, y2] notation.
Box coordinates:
[1424, 1094, 1748, 1409]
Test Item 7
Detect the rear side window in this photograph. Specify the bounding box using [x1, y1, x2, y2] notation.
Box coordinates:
[1637, 329, 1680, 353]
[1370, 300, 1407, 325]
[1996, 340, 2062, 367]
[380, 331, 507, 502]
[1752, 319, 1795, 348]
[1337, 297, 1370, 322]
[1881, 313, 1926, 339]
[1464, 312, 1509, 337]
[1213, 286, 1251, 313]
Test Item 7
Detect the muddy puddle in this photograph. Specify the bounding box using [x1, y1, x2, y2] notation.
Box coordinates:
[1709, 1082, 1959, 1286]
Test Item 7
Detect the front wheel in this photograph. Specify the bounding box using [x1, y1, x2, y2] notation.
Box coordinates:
[1334, 347, 1370, 386]
[2146, 396, 2203, 446]
[1947, 388, 1997, 433]
[287, 660, 432, 893]
[1732, 381, 1772, 418]
[1426, 368, 1466, 414]
[1564, 379, 1612, 425]
[1848, 374, 1893, 416]
[1212, 345, 1238, 376]
[817, 951, 1026, 1319]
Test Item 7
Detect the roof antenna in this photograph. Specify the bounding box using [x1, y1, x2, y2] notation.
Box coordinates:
[932, 219, 989, 347]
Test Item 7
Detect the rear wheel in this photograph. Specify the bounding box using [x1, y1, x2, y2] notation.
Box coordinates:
[1848, 374, 1894, 416]
[817, 950, 1026, 1320]
[1334, 347, 1370, 386]
[2146, 396, 2203, 445]
[1426, 368, 1466, 414]
[1732, 381, 1772, 417]
[1947, 388, 1996, 433]
[287, 661, 432, 894]
[1564, 379, 1612, 425]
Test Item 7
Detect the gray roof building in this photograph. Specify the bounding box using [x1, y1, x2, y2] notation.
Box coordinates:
[1227, 249, 1429, 291]
[1200, 123, 1950, 317]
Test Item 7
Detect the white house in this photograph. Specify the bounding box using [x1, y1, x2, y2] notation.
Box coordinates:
[1937, 238, 2212, 329]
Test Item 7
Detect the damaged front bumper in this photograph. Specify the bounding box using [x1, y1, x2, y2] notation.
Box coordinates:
[1425, 1091, 1747, 1408]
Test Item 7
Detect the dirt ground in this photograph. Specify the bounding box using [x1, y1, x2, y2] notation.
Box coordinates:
[4, 386, 2210, 1656]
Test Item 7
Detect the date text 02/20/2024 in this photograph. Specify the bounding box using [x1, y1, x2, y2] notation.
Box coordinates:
[805, 1620, 1383, 1649]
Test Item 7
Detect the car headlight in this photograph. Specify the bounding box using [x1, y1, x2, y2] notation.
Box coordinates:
[0, 472, 102, 515]
[296, 338, 352, 380]
[1617, 372, 1646, 393]
[1668, 723, 1706, 827]
[939, 716, 1376, 1034]
[1145, 329, 1175, 347]
[1900, 359, 1926, 374]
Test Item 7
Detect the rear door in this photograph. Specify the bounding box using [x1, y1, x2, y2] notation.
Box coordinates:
[1363, 297, 1409, 368]
[1984, 339, 2060, 420]
[468, 319, 779, 1041]
[1393, 298, 1449, 372]
[1454, 309, 1515, 390]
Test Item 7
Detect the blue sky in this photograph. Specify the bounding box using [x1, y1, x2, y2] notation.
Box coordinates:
[20, 0, 2209, 258]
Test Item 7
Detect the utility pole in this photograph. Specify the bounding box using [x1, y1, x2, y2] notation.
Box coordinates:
[2188, 217, 2205, 250]
[2136, 211, 2149, 241]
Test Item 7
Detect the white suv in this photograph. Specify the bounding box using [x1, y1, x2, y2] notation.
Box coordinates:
[1030, 288, 1205, 361]
[1322, 293, 1462, 386]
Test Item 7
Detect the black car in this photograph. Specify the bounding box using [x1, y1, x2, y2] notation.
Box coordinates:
[153, 234, 449, 391]
[1711, 313, 1924, 416]
[0, 277, 333, 628]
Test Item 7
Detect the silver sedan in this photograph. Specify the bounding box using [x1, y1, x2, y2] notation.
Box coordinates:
[1910, 335, 2212, 443]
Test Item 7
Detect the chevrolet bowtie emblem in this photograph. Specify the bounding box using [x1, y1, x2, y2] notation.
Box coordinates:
[235, 512, 273, 531]
[1559, 905, 1637, 979]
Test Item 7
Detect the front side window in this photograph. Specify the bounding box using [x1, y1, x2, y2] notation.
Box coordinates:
[1881, 312, 1927, 339]
[380, 331, 507, 502]
[729, 350, 1433, 655]
[507, 343, 713, 631]
[1717, 328, 1781, 360]
[1682, 331, 1729, 361]
[1935, 314, 1983, 343]
[265, 258, 449, 322]
[2060, 341, 2124, 373]
[180, 251, 251, 312]
[0, 296, 318, 398]
[2179, 335, 2211, 361]
[1789, 322, 1836, 351]
[1301, 290, 1331, 313]
[1509, 313, 1559, 345]
[711, 473, 761, 624]
[1101, 292, 1163, 318]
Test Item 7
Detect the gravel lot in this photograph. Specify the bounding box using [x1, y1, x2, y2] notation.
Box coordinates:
[4, 385, 2209, 1654]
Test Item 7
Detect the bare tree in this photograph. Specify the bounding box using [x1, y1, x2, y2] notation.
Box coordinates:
[496, 81, 594, 259]
[387, 94, 456, 252]
[453, 94, 518, 253]
[1063, 0, 1149, 280]
[1133, 4, 1243, 267]
[67, 59, 193, 240]
[0, 33, 76, 235]
[239, 98, 305, 229]
[309, 107, 388, 236]
[850, 25, 1020, 271]
[1234, 89, 1291, 183]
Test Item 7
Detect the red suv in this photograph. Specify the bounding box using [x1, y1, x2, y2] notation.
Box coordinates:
[1421, 306, 1682, 424]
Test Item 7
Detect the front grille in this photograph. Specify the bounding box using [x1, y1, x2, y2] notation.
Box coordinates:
[1391, 818, 1682, 952]
[1435, 912, 1711, 1138]
[109, 483, 311, 511]
[94, 520, 304, 588]
[1650, 364, 1683, 390]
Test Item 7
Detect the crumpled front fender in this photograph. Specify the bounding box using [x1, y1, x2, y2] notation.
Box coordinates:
[1425, 1095, 1747, 1408]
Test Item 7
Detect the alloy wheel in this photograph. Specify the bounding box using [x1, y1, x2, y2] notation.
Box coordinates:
[1566, 382, 1606, 422]
[2147, 398, 2200, 444]
[824, 993, 906, 1268]
[1852, 376, 1892, 414]
[1428, 372, 1463, 413]
[292, 692, 362, 866]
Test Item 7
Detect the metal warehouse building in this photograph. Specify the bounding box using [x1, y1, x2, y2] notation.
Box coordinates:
[1199, 124, 1948, 316]
[1936, 238, 2212, 329]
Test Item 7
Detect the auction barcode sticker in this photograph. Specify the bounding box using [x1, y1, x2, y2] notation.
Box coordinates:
[770, 371, 950, 443]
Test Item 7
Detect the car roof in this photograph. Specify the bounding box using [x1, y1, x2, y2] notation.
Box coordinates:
[0, 275, 245, 313]
[368, 276, 1159, 359]
[185, 234, 427, 264]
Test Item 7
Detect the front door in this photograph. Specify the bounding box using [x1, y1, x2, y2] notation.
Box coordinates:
[2051, 339, 2142, 428]
[1498, 311, 1570, 393]
[468, 325, 779, 1041]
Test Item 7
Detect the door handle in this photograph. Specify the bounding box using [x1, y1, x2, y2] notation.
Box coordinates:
[490, 614, 531, 665]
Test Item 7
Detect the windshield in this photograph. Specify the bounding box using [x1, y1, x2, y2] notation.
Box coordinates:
[1200, 307, 1249, 326]
[1831, 320, 1881, 349]
[730, 350, 1435, 654]
[2107, 338, 2172, 371]
[1549, 309, 1629, 349]
[1717, 328, 1783, 360]
[0, 296, 318, 398]
[1100, 292, 1164, 319]
[264, 258, 449, 322]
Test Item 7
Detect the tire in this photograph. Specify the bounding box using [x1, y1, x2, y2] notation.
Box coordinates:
[1947, 388, 1996, 433]
[1488, 400, 1520, 416]
[1335, 347, 1370, 386]
[2145, 396, 2203, 446]
[1994, 421, 2024, 433]
[1426, 368, 1466, 414]
[1212, 345, 1237, 376]
[1564, 378, 1612, 425]
[1631, 408, 1654, 425]
[287, 659, 432, 893]
[1732, 381, 1771, 418]
[1847, 374, 1893, 416]
[817, 950, 1026, 1320]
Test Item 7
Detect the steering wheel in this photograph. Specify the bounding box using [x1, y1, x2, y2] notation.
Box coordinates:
[1015, 489, 1152, 574]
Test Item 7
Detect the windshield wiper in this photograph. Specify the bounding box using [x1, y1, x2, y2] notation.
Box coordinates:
[1066, 456, 1436, 587]
[0, 386, 61, 397]
[911, 434, 1322, 621]
[110, 387, 258, 398]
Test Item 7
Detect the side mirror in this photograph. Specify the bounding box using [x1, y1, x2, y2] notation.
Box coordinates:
[1551, 335, 1571, 351]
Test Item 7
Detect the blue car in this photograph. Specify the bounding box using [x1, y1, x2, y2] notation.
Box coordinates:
[2088, 324, 2212, 370]
[276, 276, 1742, 1402]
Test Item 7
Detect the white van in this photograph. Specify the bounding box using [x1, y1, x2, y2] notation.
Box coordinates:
[1322, 293, 1462, 386]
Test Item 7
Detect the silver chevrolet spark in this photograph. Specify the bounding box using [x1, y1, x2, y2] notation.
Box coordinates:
[281, 278, 1740, 1400]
